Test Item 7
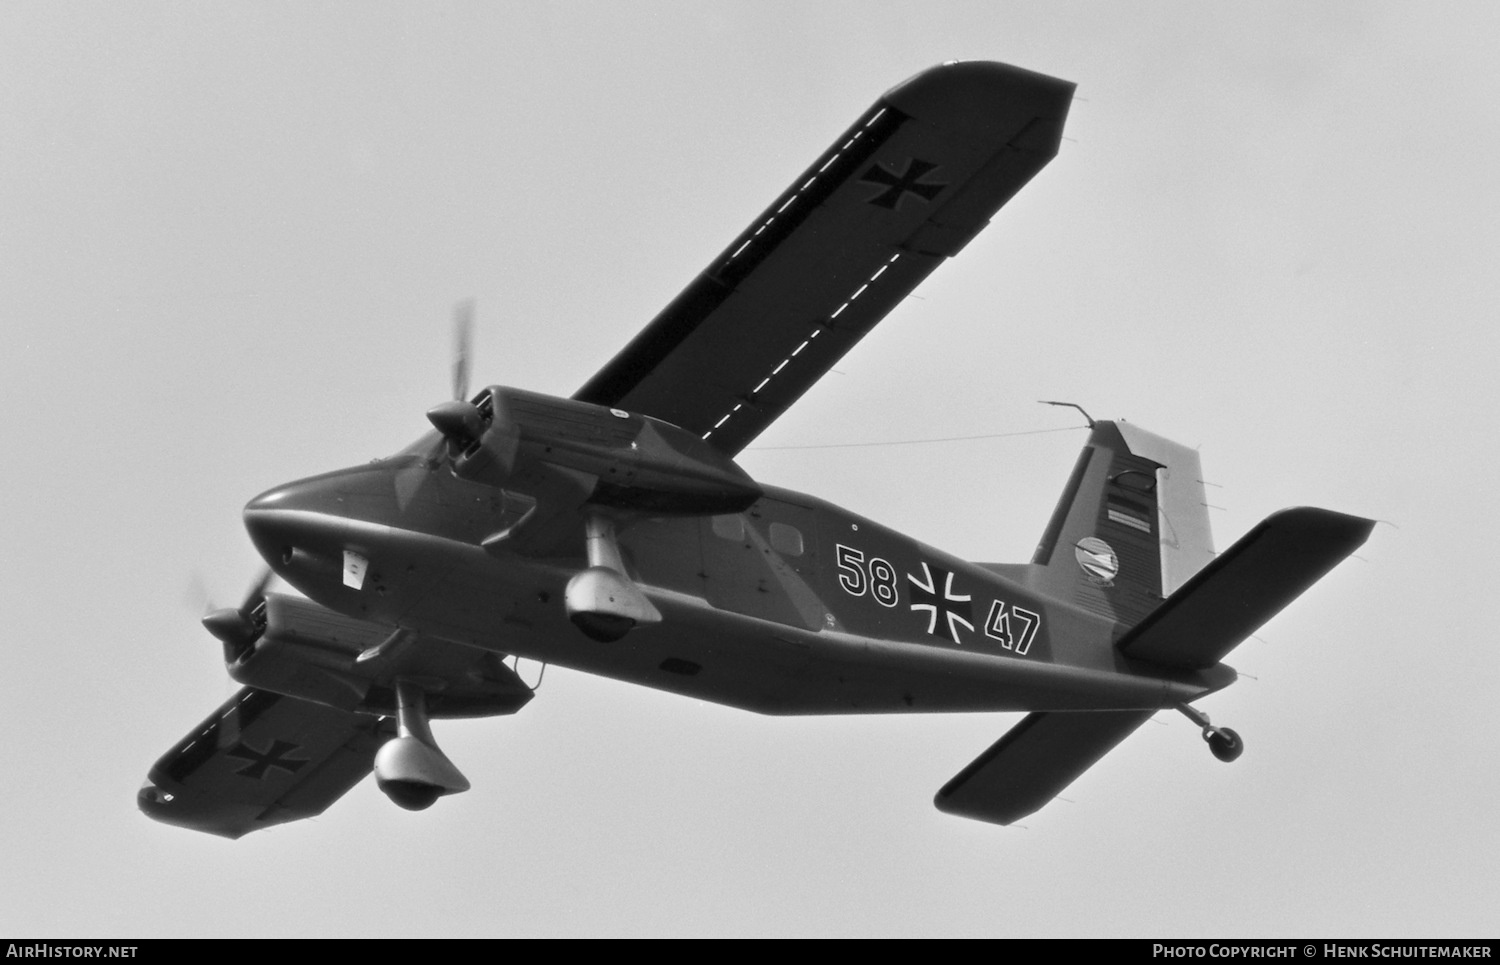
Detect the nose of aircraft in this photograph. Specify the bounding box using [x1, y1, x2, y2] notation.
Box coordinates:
[241, 466, 408, 601]
[243, 479, 310, 566]
[242, 472, 357, 576]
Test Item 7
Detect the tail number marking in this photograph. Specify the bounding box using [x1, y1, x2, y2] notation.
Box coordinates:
[838, 545, 1040, 653]
[835, 544, 899, 608]
[983, 600, 1041, 656]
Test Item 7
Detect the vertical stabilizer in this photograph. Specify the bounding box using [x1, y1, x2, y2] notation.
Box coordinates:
[1029, 421, 1214, 626]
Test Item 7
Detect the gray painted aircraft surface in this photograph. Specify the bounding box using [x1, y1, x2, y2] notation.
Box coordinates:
[139, 62, 1372, 838]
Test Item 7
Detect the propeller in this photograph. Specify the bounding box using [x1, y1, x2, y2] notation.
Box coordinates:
[201, 568, 273, 665]
[427, 299, 489, 451]
[452, 297, 473, 403]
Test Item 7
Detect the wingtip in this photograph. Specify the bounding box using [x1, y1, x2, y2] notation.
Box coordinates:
[883, 60, 1076, 125]
[1266, 506, 1378, 549]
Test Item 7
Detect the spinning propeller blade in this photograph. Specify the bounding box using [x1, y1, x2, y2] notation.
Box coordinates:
[428, 299, 487, 451]
[453, 298, 474, 403]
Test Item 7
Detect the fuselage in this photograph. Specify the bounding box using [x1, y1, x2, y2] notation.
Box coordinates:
[242, 415, 1229, 718]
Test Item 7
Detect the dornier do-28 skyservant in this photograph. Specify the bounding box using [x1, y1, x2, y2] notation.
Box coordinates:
[140, 61, 1372, 837]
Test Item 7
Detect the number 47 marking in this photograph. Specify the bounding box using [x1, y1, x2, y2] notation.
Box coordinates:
[983, 600, 1040, 656]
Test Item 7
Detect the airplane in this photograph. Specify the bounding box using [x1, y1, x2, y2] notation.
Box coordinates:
[139, 61, 1373, 838]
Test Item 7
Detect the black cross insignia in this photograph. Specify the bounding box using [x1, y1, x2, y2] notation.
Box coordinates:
[858, 158, 947, 210]
[908, 562, 974, 644]
[227, 739, 308, 780]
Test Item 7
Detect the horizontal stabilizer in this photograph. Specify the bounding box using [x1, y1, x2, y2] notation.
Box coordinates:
[1118, 507, 1374, 670]
[139, 686, 394, 839]
[935, 710, 1155, 825]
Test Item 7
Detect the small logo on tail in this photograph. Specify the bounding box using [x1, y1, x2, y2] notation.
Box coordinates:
[1074, 537, 1119, 586]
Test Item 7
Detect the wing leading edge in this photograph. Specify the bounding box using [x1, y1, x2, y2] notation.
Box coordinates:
[575, 61, 1075, 454]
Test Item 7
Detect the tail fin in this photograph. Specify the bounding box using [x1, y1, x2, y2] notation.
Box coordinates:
[1029, 421, 1215, 626]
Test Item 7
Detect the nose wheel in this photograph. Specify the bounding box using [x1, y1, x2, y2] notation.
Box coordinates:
[1176, 704, 1244, 763]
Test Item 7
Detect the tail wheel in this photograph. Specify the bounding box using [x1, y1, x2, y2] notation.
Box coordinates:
[1206, 727, 1244, 763]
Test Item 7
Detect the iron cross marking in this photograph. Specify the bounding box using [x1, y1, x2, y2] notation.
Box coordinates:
[228, 739, 308, 780]
[908, 562, 974, 644]
[858, 158, 947, 210]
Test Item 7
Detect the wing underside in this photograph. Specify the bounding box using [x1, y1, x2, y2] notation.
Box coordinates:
[575, 61, 1075, 454]
[139, 686, 394, 839]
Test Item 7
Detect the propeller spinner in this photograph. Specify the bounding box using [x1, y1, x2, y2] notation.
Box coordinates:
[201, 569, 273, 664]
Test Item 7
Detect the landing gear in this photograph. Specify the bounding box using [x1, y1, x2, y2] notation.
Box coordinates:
[373, 678, 471, 810]
[1176, 704, 1245, 763]
[1206, 726, 1243, 763]
[565, 513, 661, 641]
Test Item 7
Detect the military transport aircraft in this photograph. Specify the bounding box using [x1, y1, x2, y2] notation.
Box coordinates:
[139, 61, 1372, 838]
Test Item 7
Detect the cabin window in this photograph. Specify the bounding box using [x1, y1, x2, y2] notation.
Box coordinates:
[711, 515, 745, 541]
[769, 522, 804, 556]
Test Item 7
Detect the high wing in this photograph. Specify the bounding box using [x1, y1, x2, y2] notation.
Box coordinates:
[574, 61, 1075, 454]
[139, 687, 395, 839]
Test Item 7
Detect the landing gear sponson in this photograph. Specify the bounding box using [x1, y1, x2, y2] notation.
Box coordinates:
[373, 678, 472, 810]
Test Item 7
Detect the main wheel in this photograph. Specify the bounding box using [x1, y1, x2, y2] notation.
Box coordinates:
[1207, 727, 1244, 763]
[378, 778, 443, 811]
[571, 611, 635, 642]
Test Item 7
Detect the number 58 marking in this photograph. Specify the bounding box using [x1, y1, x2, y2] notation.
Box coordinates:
[835, 544, 899, 608]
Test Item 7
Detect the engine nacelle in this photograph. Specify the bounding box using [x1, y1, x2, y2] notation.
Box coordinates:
[435, 386, 762, 515]
[373, 735, 471, 811]
[224, 594, 535, 718]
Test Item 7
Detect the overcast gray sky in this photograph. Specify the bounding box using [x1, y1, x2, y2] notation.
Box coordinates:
[2, 0, 1496, 938]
